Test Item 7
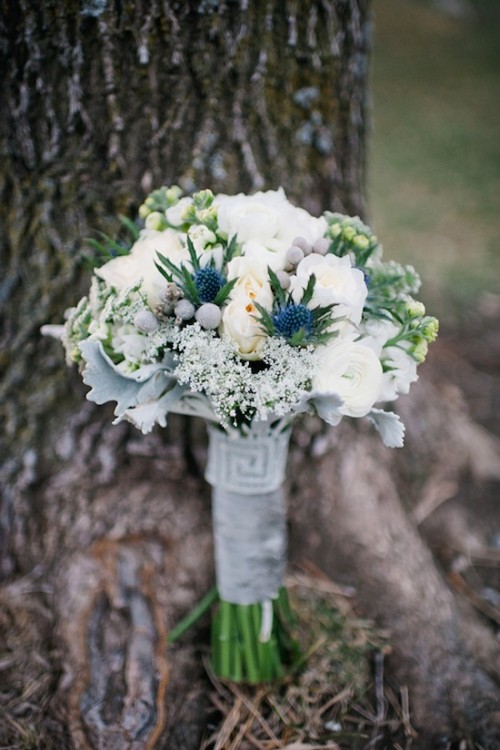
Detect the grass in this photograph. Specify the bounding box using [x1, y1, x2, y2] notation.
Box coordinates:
[369, 0, 500, 323]
[200, 571, 414, 749]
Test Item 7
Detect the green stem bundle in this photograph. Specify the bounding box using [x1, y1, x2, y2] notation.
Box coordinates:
[211, 587, 300, 683]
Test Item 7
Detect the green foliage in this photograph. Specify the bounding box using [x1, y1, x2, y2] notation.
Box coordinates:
[213, 277, 237, 307]
[80, 215, 140, 268]
[254, 269, 340, 348]
[324, 212, 379, 266]
[156, 240, 236, 309]
[139, 185, 183, 217]
[223, 234, 239, 265]
[364, 260, 421, 322]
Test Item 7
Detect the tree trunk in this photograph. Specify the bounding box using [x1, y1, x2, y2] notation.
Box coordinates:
[1, 2, 499, 748]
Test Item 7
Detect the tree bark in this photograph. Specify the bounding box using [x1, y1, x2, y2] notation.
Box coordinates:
[1, 2, 500, 748]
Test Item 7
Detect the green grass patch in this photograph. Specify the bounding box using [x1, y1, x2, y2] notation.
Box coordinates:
[369, 0, 500, 321]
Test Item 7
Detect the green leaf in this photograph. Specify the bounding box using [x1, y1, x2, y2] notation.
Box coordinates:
[311, 302, 335, 321]
[253, 301, 275, 336]
[95, 231, 130, 256]
[118, 214, 141, 241]
[289, 329, 307, 347]
[180, 266, 200, 305]
[267, 266, 287, 307]
[300, 273, 317, 306]
[224, 235, 239, 264]
[154, 261, 173, 283]
[186, 235, 201, 271]
[213, 277, 238, 306]
[156, 251, 184, 281]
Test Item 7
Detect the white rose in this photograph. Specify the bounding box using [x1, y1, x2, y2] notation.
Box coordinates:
[361, 318, 418, 401]
[290, 253, 368, 325]
[312, 339, 383, 418]
[215, 188, 327, 250]
[248, 188, 327, 247]
[220, 253, 274, 360]
[226, 250, 278, 300]
[216, 194, 280, 244]
[220, 297, 267, 360]
[95, 229, 187, 308]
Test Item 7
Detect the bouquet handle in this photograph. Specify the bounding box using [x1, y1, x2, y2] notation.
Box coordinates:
[205, 422, 299, 682]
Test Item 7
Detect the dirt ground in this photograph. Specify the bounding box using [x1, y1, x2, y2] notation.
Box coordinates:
[0, 300, 499, 749]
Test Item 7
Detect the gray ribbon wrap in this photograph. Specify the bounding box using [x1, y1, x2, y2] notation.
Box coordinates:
[205, 423, 291, 605]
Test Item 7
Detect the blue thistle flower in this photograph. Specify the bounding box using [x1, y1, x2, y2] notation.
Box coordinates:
[272, 304, 314, 340]
[193, 267, 226, 303]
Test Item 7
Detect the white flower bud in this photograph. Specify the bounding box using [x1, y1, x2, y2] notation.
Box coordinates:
[354, 234, 370, 250]
[406, 299, 426, 318]
[195, 302, 222, 330]
[166, 185, 182, 203]
[276, 271, 291, 290]
[286, 245, 305, 267]
[197, 207, 218, 225]
[412, 340, 428, 363]
[134, 310, 159, 333]
[292, 236, 312, 255]
[312, 237, 331, 255]
[328, 223, 342, 238]
[145, 211, 165, 230]
[174, 299, 196, 320]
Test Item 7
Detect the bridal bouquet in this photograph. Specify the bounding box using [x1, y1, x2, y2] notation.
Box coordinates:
[56, 186, 437, 682]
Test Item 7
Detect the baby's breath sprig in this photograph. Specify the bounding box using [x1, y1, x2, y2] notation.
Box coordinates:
[254, 268, 339, 348]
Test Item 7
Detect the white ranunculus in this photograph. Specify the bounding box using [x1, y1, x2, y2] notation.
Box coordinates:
[360, 318, 418, 401]
[220, 296, 267, 360]
[95, 229, 187, 308]
[312, 339, 383, 418]
[214, 188, 327, 250]
[290, 253, 368, 325]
